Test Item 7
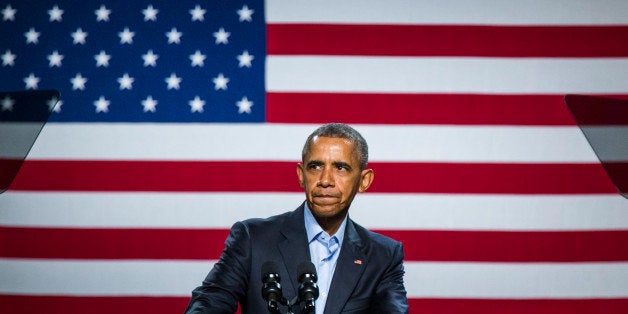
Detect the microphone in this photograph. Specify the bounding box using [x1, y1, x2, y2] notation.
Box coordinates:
[261, 261, 283, 313]
[297, 261, 319, 313]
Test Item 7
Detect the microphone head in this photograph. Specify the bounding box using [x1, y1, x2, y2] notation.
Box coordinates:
[262, 261, 280, 280]
[297, 261, 319, 312]
[297, 261, 317, 282]
[261, 261, 283, 310]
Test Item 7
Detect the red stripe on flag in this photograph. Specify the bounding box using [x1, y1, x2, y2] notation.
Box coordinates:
[9, 160, 618, 194]
[376, 230, 628, 262]
[602, 162, 628, 194]
[0, 295, 190, 314]
[1, 295, 627, 314]
[267, 93, 578, 125]
[409, 298, 628, 314]
[9, 160, 298, 192]
[267, 24, 628, 57]
[3, 227, 628, 262]
[0, 158, 22, 191]
[0, 227, 229, 260]
[370, 162, 617, 194]
[565, 94, 628, 125]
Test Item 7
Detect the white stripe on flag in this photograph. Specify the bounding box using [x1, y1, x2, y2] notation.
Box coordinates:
[0, 259, 209, 296]
[405, 261, 628, 298]
[25, 124, 597, 162]
[266, 0, 628, 25]
[267, 56, 628, 93]
[2, 259, 628, 298]
[3, 192, 628, 230]
[579, 127, 628, 161]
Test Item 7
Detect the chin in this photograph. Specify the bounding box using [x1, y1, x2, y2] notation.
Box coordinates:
[310, 204, 346, 218]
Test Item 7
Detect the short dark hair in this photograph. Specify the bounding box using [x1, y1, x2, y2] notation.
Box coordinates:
[302, 123, 369, 170]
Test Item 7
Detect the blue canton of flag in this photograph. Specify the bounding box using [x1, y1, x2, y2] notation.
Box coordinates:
[0, 0, 265, 122]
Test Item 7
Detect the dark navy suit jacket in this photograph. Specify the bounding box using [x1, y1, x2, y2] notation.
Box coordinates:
[185, 204, 408, 313]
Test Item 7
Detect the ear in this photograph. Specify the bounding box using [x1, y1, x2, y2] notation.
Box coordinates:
[296, 163, 305, 188]
[358, 168, 374, 192]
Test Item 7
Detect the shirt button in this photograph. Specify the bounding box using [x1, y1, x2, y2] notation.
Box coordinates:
[321, 292, 328, 297]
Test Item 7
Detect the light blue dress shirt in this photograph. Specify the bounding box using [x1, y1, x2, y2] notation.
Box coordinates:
[304, 203, 347, 314]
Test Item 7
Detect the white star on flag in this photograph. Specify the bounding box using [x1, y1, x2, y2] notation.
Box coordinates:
[189, 96, 205, 113]
[48, 51, 64, 67]
[212, 73, 229, 90]
[142, 50, 158, 67]
[236, 96, 253, 114]
[213, 27, 230, 44]
[190, 50, 206, 67]
[0, 0, 266, 121]
[142, 5, 158, 21]
[48, 5, 64, 22]
[95, 5, 111, 22]
[25, 28, 40, 44]
[118, 27, 135, 44]
[165, 73, 182, 90]
[48, 97, 62, 113]
[237, 50, 254, 68]
[94, 51, 111, 67]
[71, 28, 88, 45]
[1, 95, 14, 111]
[24, 73, 40, 90]
[189, 5, 206, 21]
[2, 4, 16, 21]
[237, 5, 254, 22]
[94, 96, 110, 113]
[166, 28, 182, 44]
[71, 73, 88, 90]
[2, 50, 16, 67]
[117, 73, 135, 90]
[142, 96, 158, 112]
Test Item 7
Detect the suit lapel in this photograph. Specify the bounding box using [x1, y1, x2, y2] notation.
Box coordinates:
[277, 204, 311, 298]
[324, 219, 367, 313]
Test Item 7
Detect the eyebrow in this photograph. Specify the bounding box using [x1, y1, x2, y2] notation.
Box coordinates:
[306, 160, 352, 170]
[306, 160, 324, 167]
[332, 161, 352, 170]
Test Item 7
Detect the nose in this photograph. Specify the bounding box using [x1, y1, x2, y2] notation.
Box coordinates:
[317, 167, 334, 187]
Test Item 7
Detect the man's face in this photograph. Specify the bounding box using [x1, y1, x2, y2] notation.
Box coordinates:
[297, 136, 374, 221]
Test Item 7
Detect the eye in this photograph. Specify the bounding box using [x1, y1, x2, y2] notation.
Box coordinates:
[335, 163, 351, 172]
[307, 163, 322, 170]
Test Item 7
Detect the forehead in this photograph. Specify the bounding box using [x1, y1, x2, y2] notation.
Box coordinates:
[305, 136, 359, 161]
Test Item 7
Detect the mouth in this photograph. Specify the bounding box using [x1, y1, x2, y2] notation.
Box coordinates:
[312, 194, 339, 203]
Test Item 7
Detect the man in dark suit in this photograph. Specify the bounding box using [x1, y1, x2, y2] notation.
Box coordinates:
[185, 123, 408, 313]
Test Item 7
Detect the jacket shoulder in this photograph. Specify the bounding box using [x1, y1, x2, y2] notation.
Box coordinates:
[351, 220, 403, 255]
[239, 209, 293, 230]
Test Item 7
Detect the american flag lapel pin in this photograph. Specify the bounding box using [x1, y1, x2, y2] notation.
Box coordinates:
[354, 259, 362, 265]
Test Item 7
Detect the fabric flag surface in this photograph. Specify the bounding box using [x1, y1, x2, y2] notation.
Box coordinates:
[1, 0, 628, 313]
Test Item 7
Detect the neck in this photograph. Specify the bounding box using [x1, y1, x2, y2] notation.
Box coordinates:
[314, 213, 346, 236]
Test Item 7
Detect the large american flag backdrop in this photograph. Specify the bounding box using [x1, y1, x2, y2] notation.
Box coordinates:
[1, 0, 628, 313]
